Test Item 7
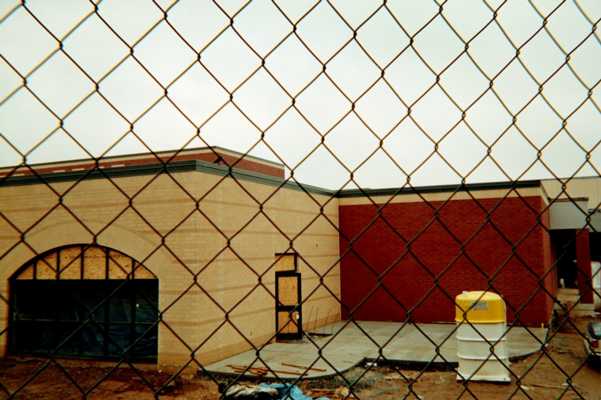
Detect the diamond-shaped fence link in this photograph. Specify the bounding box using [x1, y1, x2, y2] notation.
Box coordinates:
[0, 0, 600, 398]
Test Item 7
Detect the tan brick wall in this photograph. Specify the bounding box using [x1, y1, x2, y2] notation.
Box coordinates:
[0, 171, 341, 367]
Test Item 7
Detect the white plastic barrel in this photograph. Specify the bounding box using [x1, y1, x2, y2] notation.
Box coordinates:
[455, 291, 510, 383]
[592, 261, 601, 310]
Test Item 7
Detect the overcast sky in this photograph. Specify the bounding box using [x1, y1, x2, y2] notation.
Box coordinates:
[1, 0, 599, 189]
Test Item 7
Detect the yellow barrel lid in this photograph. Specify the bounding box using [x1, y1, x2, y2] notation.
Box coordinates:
[455, 291, 506, 324]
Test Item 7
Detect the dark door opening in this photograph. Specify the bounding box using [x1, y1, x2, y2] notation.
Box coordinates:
[591, 232, 601, 262]
[10, 279, 158, 360]
[551, 230, 577, 288]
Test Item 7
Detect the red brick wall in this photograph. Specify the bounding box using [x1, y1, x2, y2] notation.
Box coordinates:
[215, 154, 285, 178]
[576, 229, 593, 303]
[339, 195, 555, 326]
[541, 206, 558, 319]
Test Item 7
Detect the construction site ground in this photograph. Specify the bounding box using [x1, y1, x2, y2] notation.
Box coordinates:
[0, 316, 598, 399]
[206, 321, 547, 379]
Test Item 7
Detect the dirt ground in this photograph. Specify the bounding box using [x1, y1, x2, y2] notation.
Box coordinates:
[0, 317, 599, 399]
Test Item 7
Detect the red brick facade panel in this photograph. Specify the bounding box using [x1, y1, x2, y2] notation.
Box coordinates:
[541, 207, 558, 318]
[217, 154, 285, 178]
[339, 196, 554, 326]
[576, 229, 593, 303]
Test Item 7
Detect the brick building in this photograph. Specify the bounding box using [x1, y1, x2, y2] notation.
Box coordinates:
[0, 147, 597, 366]
[338, 183, 555, 326]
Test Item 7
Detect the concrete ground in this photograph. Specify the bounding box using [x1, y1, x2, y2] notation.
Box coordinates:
[205, 321, 548, 379]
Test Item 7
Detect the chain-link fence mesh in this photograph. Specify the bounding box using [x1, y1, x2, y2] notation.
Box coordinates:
[1, 0, 600, 398]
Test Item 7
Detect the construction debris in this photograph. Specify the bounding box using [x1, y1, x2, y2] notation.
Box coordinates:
[223, 384, 279, 399]
[307, 388, 336, 397]
[227, 364, 305, 376]
[334, 387, 351, 398]
[228, 365, 268, 377]
[281, 362, 327, 372]
[222, 383, 330, 400]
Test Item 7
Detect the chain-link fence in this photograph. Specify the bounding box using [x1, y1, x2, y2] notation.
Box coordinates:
[1, 0, 600, 399]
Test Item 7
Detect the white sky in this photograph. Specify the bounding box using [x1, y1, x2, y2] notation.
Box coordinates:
[0, 0, 600, 189]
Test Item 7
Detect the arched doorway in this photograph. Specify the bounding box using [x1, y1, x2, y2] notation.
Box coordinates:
[9, 245, 158, 361]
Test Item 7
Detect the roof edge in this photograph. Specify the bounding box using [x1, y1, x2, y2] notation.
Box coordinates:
[337, 180, 542, 198]
[1, 160, 544, 198]
[0, 159, 334, 196]
[0, 145, 285, 172]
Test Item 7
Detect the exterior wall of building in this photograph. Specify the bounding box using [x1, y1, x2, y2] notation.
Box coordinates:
[576, 229, 594, 304]
[548, 199, 590, 230]
[542, 177, 601, 212]
[543, 177, 599, 302]
[0, 168, 340, 367]
[1, 167, 567, 366]
[339, 186, 555, 327]
[541, 206, 557, 317]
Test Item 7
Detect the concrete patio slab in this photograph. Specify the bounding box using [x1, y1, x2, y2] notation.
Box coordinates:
[205, 321, 547, 379]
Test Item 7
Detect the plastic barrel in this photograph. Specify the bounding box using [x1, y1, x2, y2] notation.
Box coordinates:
[455, 291, 511, 383]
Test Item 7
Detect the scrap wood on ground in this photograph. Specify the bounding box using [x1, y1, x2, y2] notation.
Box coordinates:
[222, 383, 331, 399]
